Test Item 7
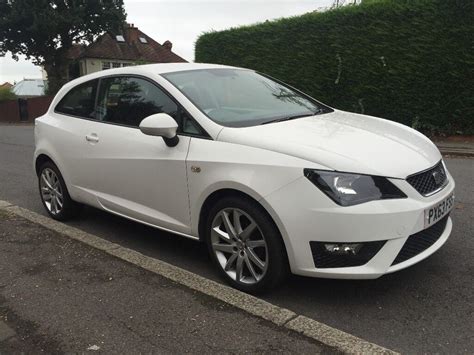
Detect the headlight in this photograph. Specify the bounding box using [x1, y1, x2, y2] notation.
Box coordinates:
[304, 169, 407, 206]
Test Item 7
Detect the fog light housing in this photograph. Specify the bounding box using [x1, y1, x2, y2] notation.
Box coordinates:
[324, 243, 362, 255]
[310, 240, 386, 268]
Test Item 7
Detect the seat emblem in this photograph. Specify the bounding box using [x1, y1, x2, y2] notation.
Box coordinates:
[432, 170, 443, 185]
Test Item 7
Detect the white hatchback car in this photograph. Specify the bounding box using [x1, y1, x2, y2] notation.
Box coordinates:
[35, 63, 455, 292]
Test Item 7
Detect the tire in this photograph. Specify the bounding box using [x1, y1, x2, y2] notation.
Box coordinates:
[204, 195, 289, 293]
[38, 161, 81, 221]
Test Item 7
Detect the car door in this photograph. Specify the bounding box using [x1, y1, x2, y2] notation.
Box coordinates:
[81, 75, 192, 235]
[52, 78, 102, 200]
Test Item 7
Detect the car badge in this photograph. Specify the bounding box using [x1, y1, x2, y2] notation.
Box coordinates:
[432, 170, 443, 185]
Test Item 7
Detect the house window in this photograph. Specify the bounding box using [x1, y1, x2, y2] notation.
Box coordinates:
[102, 62, 111, 70]
[139, 37, 148, 44]
[112, 62, 122, 68]
[116, 35, 125, 42]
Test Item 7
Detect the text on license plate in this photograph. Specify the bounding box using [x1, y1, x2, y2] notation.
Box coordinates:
[424, 193, 454, 228]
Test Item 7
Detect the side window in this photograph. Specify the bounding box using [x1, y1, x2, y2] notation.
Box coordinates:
[55, 80, 98, 118]
[96, 76, 178, 127]
[181, 110, 204, 136]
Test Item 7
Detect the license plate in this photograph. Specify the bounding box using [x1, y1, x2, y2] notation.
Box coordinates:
[424, 192, 455, 228]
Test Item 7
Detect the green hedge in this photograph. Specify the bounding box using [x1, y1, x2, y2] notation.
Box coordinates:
[195, 0, 473, 134]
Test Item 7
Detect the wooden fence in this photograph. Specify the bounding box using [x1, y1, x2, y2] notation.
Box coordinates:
[0, 96, 53, 123]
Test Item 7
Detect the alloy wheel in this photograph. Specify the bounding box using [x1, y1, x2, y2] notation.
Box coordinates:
[40, 168, 64, 215]
[211, 208, 268, 284]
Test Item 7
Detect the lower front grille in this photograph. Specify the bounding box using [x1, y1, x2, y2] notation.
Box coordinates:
[391, 214, 449, 266]
[310, 241, 386, 268]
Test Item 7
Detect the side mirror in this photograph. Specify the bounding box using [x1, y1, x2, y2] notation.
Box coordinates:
[139, 113, 179, 147]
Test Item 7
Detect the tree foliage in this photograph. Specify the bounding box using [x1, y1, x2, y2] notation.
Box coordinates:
[0, 0, 126, 94]
[196, 0, 473, 135]
[0, 87, 17, 102]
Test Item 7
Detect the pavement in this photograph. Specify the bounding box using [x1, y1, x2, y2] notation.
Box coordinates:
[0, 209, 332, 353]
[433, 137, 474, 157]
[0, 125, 473, 353]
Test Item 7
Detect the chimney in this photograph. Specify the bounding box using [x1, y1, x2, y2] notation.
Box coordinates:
[127, 23, 139, 42]
[163, 40, 172, 50]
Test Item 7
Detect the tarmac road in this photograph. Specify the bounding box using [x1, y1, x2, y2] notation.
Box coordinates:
[0, 125, 473, 353]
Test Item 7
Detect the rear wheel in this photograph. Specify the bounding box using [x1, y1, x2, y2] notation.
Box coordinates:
[205, 196, 288, 293]
[38, 161, 81, 221]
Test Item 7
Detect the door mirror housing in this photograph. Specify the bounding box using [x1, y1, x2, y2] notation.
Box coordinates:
[139, 113, 179, 147]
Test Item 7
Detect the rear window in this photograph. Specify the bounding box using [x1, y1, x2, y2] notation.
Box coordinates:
[55, 79, 98, 118]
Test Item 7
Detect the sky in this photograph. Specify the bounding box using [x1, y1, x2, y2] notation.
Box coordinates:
[0, 0, 333, 84]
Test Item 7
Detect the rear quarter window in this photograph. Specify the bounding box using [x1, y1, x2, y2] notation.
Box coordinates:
[55, 79, 98, 118]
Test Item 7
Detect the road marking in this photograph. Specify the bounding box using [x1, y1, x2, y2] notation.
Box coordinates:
[0, 200, 398, 354]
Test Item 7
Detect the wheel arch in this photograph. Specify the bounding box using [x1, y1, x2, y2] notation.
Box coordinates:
[35, 153, 56, 176]
[35, 153, 75, 197]
[197, 188, 291, 266]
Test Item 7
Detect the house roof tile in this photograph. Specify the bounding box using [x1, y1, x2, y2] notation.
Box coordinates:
[68, 25, 187, 63]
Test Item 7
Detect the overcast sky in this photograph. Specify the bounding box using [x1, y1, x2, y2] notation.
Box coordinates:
[0, 0, 333, 84]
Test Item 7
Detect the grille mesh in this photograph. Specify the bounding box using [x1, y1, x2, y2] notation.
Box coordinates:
[391, 214, 449, 266]
[407, 161, 447, 196]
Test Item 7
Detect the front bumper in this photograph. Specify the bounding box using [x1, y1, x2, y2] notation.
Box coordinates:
[261, 169, 455, 279]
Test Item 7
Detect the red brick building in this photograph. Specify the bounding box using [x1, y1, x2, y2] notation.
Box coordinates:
[65, 23, 187, 79]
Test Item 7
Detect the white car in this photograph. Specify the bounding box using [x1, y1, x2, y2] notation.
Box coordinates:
[35, 63, 455, 293]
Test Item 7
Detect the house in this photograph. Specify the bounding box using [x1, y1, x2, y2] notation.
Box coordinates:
[0, 82, 13, 90]
[12, 79, 46, 98]
[65, 23, 187, 79]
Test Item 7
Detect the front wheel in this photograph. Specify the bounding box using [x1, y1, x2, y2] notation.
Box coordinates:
[205, 196, 289, 293]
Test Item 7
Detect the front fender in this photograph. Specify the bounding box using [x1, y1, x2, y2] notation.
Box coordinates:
[186, 138, 325, 237]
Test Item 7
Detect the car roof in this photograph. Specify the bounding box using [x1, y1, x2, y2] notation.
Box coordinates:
[68, 62, 243, 84]
[61, 63, 247, 91]
[138, 62, 240, 74]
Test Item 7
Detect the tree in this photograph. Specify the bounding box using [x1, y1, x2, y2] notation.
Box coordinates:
[0, 87, 16, 102]
[0, 0, 126, 94]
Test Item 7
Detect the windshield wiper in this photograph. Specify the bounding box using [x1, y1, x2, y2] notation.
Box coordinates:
[261, 111, 321, 125]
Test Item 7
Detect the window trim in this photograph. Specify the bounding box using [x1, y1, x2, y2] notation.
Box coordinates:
[54, 74, 211, 140]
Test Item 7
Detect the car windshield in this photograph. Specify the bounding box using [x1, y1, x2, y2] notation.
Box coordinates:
[162, 69, 331, 127]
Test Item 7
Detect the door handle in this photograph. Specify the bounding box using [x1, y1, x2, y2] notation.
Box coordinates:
[85, 134, 99, 143]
